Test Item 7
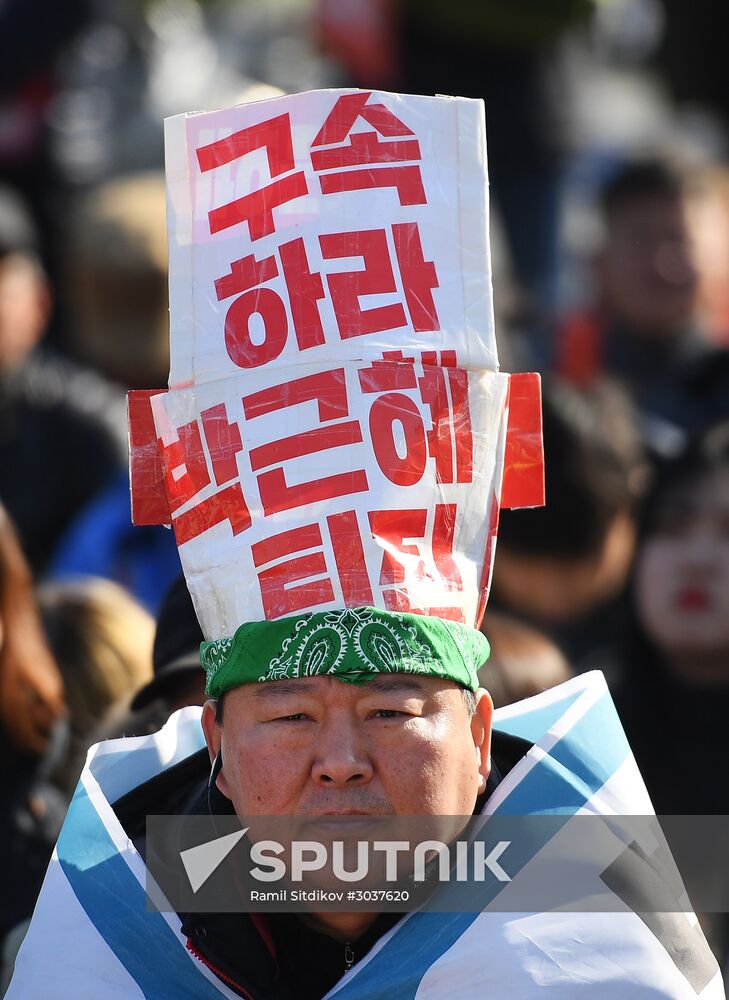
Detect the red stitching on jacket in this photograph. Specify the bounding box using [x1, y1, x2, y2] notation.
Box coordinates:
[186, 937, 257, 1000]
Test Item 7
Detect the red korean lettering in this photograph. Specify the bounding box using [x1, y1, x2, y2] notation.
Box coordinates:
[159, 407, 251, 545]
[358, 351, 417, 393]
[311, 92, 425, 206]
[197, 114, 296, 174]
[392, 222, 439, 332]
[431, 503, 462, 592]
[161, 421, 210, 513]
[249, 420, 363, 471]
[173, 483, 251, 546]
[252, 523, 334, 618]
[197, 114, 308, 240]
[417, 352, 473, 484]
[318, 167, 424, 207]
[417, 363, 453, 484]
[369, 505, 465, 621]
[447, 366, 473, 484]
[368, 509, 426, 613]
[369, 393, 426, 487]
[215, 251, 287, 369]
[200, 403, 243, 485]
[320, 229, 406, 339]
[243, 369, 369, 516]
[257, 465, 368, 517]
[327, 510, 374, 607]
[251, 511, 373, 617]
[214, 253, 278, 302]
[225, 287, 288, 369]
[279, 237, 326, 351]
[243, 369, 349, 422]
[311, 131, 421, 171]
[312, 93, 415, 147]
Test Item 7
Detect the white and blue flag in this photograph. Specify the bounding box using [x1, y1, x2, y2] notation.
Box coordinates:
[7, 672, 725, 999]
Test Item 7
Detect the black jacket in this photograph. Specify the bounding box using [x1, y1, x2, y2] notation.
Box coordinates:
[112, 729, 530, 1000]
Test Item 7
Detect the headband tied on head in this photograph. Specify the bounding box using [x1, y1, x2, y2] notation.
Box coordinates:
[200, 606, 489, 698]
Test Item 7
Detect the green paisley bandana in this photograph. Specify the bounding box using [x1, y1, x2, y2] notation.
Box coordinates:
[200, 606, 489, 698]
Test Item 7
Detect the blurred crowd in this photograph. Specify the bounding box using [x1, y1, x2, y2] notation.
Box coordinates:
[2, 0, 729, 987]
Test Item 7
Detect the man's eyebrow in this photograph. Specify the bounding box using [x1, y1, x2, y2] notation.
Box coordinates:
[252, 677, 429, 699]
[360, 677, 428, 695]
[253, 681, 320, 699]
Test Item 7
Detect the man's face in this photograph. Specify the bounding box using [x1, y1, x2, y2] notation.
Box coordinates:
[598, 194, 697, 338]
[201, 674, 492, 819]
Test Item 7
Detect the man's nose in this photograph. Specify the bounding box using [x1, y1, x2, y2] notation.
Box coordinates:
[311, 718, 374, 786]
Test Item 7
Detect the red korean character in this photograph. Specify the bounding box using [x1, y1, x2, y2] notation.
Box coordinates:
[358, 353, 425, 487]
[418, 351, 473, 484]
[391, 221, 440, 333]
[197, 113, 308, 241]
[252, 522, 334, 618]
[251, 510, 373, 618]
[158, 403, 251, 546]
[369, 504, 465, 621]
[311, 92, 426, 206]
[215, 237, 326, 369]
[320, 229, 407, 339]
[242, 369, 369, 516]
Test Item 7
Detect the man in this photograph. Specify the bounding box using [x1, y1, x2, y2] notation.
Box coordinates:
[8, 606, 725, 998]
[556, 160, 729, 450]
[6, 89, 725, 999]
[108, 607, 508, 999]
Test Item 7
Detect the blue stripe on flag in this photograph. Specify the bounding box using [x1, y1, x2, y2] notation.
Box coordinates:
[492, 688, 582, 745]
[328, 689, 631, 1000]
[57, 784, 226, 1000]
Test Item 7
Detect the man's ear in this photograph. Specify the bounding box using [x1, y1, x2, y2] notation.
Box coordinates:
[201, 699, 220, 763]
[201, 699, 232, 800]
[471, 687, 493, 794]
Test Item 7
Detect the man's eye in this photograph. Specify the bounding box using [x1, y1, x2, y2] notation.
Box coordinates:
[273, 713, 309, 722]
[372, 709, 407, 719]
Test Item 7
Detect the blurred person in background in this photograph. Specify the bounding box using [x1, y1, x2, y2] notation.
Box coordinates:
[63, 171, 169, 391]
[0, 502, 67, 958]
[48, 172, 180, 610]
[0, 182, 126, 573]
[492, 376, 647, 671]
[613, 422, 729, 816]
[478, 609, 572, 708]
[612, 421, 729, 970]
[37, 576, 155, 796]
[556, 159, 729, 452]
[317, 0, 596, 362]
[97, 574, 207, 743]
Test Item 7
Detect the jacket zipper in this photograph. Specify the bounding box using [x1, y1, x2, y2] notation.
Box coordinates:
[186, 937, 258, 1000]
[344, 942, 355, 972]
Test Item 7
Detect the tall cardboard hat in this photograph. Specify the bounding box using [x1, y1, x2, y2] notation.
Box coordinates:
[128, 88, 544, 690]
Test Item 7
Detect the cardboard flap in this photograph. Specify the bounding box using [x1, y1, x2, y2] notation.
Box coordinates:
[501, 373, 545, 510]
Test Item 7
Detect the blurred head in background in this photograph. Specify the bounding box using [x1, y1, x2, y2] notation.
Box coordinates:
[65, 172, 168, 389]
[493, 376, 647, 629]
[93, 576, 206, 744]
[0, 185, 51, 376]
[479, 609, 572, 708]
[37, 577, 154, 790]
[596, 159, 698, 342]
[633, 422, 729, 685]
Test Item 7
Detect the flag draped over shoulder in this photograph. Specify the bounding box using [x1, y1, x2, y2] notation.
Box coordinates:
[7, 673, 725, 999]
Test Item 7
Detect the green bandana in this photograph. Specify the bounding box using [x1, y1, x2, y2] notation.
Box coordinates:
[200, 606, 489, 698]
